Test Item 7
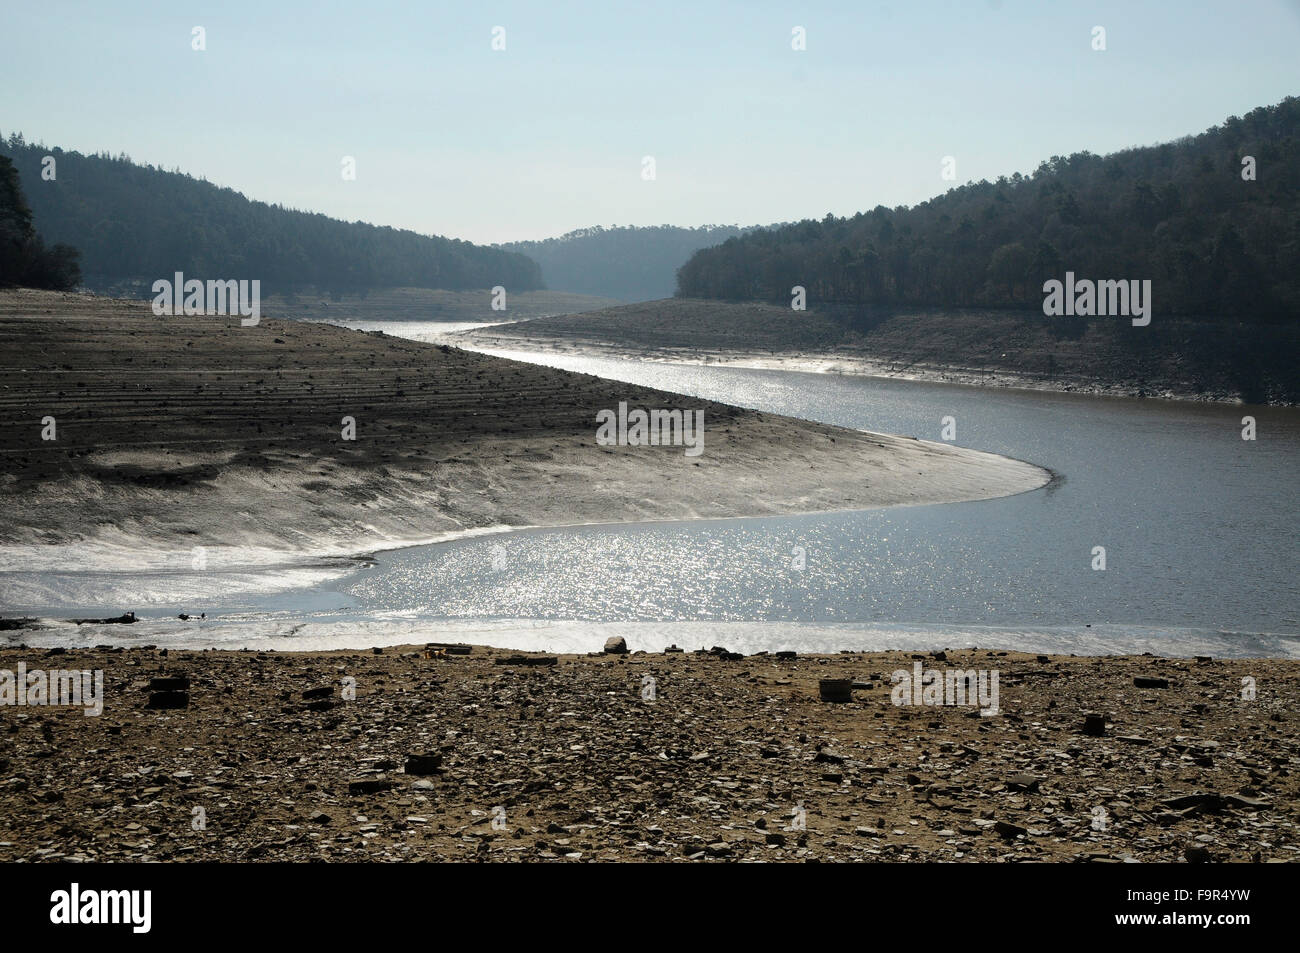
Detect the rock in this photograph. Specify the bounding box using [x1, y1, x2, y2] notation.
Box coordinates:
[994, 821, 1028, 839]
[347, 777, 395, 796]
[1083, 714, 1106, 736]
[1133, 676, 1170, 689]
[765, 832, 786, 846]
[494, 655, 558, 667]
[1006, 773, 1041, 792]
[145, 691, 189, 710]
[1222, 794, 1270, 810]
[308, 811, 332, 824]
[301, 686, 333, 700]
[149, 676, 190, 692]
[603, 637, 628, 655]
[405, 753, 443, 776]
[663, 645, 683, 653]
[1163, 792, 1271, 813]
[818, 679, 853, 703]
[1184, 846, 1212, 863]
[70, 612, 136, 626]
[775, 651, 797, 660]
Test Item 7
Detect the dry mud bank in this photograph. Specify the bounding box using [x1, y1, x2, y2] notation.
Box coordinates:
[0, 290, 1047, 567]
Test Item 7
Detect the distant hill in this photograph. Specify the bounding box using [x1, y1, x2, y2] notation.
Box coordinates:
[677, 98, 1300, 322]
[501, 224, 754, 301]
[0, 132, 542, 297]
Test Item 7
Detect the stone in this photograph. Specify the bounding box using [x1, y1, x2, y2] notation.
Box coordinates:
[1133, 676, 1170, 689]
[149, 676, 190, 692]
[603, 637, 628, 655]
[1083, 714, 1106, 736]
[494, 655, 558, 667]
[348, 777, 395, 796]
[405, 753, 443, 776]
[1006, 773, 1041, 792]
[427, 643, 473, 655]
[819, 679, 853, 703]
[145, 691, 189, 710]
[994, 820, 1028, 839]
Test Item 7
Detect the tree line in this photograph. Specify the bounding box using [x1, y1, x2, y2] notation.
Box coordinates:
[676, 98, 1300, 322]
[0, 154, 81, 290]
[0, 134, 543, 297]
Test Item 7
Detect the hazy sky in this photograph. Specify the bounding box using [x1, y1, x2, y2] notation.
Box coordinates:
[3, 1, 1297, 245]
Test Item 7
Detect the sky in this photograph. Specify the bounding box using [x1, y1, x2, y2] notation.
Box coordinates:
[2, 1, 1297, 245]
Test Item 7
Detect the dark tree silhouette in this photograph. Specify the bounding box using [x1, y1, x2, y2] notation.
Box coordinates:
[0, 136, 540, 298]
[0, 155, 81, 290]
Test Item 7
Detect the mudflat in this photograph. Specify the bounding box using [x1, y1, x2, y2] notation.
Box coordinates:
[460, 298, 1300, 404]
[0, 290, 1047, 563]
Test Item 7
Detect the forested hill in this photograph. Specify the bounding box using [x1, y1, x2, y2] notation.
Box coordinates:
[501, 225, 752, 301]
[0, 133, 543, 296]
[677, 98, 1300, 321]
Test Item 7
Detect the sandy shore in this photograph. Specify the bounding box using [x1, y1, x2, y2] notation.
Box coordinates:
[0, 642, 1294, 862]
[0, 290, 1047, 575]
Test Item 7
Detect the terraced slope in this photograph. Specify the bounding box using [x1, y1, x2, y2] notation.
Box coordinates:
[0, 290, 1047, 563]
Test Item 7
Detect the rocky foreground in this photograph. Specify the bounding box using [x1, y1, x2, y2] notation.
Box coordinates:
[0, 642, 1296, 862]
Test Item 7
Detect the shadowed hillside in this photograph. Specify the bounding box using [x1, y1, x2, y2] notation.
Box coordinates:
[677, 98, 1300, 322]
[0, 133, 543, 298]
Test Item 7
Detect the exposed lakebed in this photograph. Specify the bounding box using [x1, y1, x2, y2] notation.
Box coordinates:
[6, 338, 1298, 656]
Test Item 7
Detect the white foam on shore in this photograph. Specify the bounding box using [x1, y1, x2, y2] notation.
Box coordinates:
[5, 618, 1297, 659]
[0, 525, 518, 609]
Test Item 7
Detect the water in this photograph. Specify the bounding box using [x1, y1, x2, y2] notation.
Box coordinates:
[5, 340, 1298, 655]
[340, 350, 1299, 637]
